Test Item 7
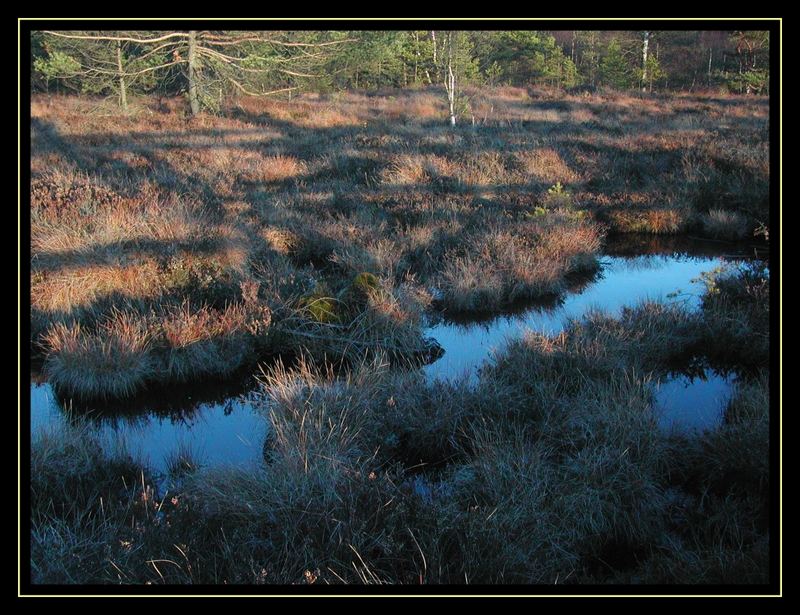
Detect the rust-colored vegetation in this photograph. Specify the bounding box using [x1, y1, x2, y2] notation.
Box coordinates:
[30, 87, 769, 398]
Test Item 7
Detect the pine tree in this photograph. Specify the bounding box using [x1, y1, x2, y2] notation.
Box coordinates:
[36, 30, 354, 115]
[599, 38, 633, 89]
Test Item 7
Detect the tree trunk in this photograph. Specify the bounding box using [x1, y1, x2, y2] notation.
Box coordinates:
[448, 63, 456, 126]
[116, 42, 128, 112]
[444, 33, 456, 127]
[431, 30, 438, 81]
[708, 47, 713, 86]
[413, 31, 419, 85]
[641, 31, 650, 92]
[571, 31, 576, 63]
[187, 30, 200, 116]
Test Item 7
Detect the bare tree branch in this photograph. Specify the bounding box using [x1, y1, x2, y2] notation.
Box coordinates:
[75, 59, 183, 78]
[203, 36, 357, 48]
[197, 46, 321, 78]
[42, 31, 190, 44]
[227, 78, 300, 97]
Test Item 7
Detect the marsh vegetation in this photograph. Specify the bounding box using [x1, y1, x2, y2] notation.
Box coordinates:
[31, 88, 768, 397]
[28, 86, 772, 586]
[31, 261, 770, 585]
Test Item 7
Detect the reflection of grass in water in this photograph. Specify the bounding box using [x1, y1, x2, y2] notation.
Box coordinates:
[664, 354, 742, 382]
[38, 366, 262, 426]
[603, 233, 766, 260]
[609, 254, 672, 273]
[164, 440, 203, 478]
[651, 368, 737, 433]
[429, 264, 600, 330]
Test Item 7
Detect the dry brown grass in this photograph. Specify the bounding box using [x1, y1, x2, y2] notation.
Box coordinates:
[160, 301, 250, 349]
[42, 309, 154, 398]
[604, 207, 688, 235]
[380, 153, 429, 185]
[255, 155, 307, 182]
[31, 261, 163, 314]
[30, 86, 768, 396]
[702, 208, 750, 240]
[516, 147, 581, 184]
[438, 214, 601, 313]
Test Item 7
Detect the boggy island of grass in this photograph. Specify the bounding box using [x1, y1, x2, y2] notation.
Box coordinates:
[26, 27, 775, 590]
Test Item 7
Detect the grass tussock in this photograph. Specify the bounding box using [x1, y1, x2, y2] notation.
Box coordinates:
[602, 207, 688, 235]
[438, 213, 601, 313]
[42, 310, 154, 398]
[702, 208, 751, 241]
[699, 261, 770, 368]
[42, 300, 270, 398]
[31, 422, 153, 584]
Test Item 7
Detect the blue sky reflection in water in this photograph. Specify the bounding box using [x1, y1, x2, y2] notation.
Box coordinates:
[30, 381, 267, 476]
[424, 253, 728, 382]
[652, 369, 736, 432]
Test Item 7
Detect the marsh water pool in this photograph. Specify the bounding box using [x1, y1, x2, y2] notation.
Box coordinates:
[28, 235, 766, 476]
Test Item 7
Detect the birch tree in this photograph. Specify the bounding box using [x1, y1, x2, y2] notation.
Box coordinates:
[437, 31, 478, 127]
[443, 31, 457, 126]
[641, 31, 650, 91]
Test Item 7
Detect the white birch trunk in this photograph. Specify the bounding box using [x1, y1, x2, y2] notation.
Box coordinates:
[444, 32, 456, 127]
[447, 65, 456, 126]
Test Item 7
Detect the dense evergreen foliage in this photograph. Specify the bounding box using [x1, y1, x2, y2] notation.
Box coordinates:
[32, 30, 770, 113]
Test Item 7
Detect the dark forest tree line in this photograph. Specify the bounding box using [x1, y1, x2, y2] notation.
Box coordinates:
[31, 29, 770, 115]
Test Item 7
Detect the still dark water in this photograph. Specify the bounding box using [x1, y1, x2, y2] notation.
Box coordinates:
[29, 235, 765, 476]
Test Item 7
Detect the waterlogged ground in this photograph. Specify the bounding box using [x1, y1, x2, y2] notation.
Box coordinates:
[426, 248, 735, 381]
[30, 378, 267, 480]
[653, 368, 738, 432]
[29, 235, 765, 476]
